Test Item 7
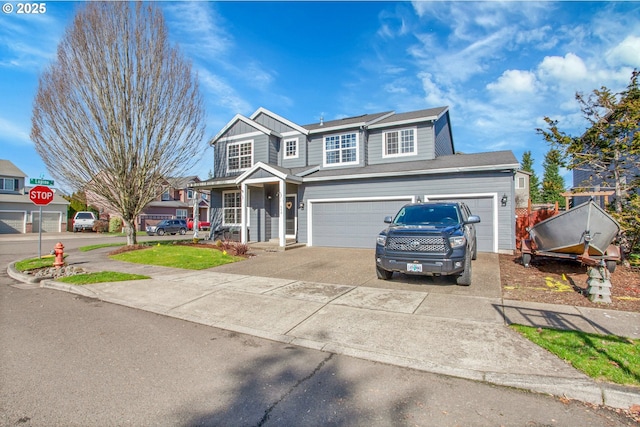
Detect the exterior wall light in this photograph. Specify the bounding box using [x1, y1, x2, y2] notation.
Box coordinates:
[501, 194, 508, 207]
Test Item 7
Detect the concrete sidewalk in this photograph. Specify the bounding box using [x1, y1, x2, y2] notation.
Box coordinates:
[7, 245, 640, 410]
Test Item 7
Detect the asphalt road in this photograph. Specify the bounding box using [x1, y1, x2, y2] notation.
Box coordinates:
[0, 234, 637, 426]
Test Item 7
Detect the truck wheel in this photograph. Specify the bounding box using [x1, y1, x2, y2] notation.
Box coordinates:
[157, 229, 165, 236]
[376, 266, 393, 280]
[179, 228, 186, 235]
[456, 255, 472, 286]
[472, 238, 478, 260]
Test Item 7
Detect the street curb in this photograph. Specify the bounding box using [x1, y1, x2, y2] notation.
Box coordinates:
[7, 262, 99, 298]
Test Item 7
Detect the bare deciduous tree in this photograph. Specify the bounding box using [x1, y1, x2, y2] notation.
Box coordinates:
[31, 2, 205, 245]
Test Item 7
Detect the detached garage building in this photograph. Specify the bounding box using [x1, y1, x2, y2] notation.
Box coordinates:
[0, 160, 69, 234]
[194, 107, 519, 253]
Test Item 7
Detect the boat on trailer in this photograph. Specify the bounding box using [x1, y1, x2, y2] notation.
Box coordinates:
[529, 200, 620, 256]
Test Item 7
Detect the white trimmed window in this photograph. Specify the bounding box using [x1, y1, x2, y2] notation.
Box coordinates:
[516, 176, 526, 189]
[284, 138, 298, 159]
[0, 178, 18, 191]
[176, 209, 188, 219]
[324, 132, 358, 166]
[383, 128, 416, 157]
[227, 141, 253, 172]
[223, 190, 241, 225]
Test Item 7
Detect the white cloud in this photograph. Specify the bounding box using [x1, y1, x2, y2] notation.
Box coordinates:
[537, 53, 589, 83]
[487, 69, 537, 95]
[197, 68, 251, 115]
[605, 35, 640, 67]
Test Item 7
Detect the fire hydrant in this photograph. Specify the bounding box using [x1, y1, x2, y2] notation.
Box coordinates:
[53, 242, 65, 269]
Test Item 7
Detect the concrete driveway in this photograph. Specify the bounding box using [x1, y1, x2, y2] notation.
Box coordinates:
[212, 246, 502, 299]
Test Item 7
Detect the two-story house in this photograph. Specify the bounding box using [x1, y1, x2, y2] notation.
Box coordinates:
[0, 159, 69, 234]
[194, 107, 520, 252]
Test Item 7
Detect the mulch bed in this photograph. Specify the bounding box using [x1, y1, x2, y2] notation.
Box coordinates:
[500, 254, 640, 312]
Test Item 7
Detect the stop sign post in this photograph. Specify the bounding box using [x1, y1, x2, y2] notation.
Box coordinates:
[29, 185, 55, 258]
[29, 185, 54, 206]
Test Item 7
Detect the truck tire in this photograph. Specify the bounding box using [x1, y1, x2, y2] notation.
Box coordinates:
[157, 229, 165, 236]
[376, 265, 393, 280]
[179, 228, 186, 235]
[456, 255, 472, 286]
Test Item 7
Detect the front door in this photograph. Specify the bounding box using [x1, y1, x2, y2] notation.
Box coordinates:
[285, 195, 296, 238]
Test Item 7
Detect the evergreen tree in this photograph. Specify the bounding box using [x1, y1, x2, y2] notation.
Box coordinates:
[520, 151, 542, 203]
[541, 149, 566, 208]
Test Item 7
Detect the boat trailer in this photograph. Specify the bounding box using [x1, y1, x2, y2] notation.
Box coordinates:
[520, 237, 621, 303]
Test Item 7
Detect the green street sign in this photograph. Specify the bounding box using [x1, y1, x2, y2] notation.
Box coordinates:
[29, 178, 54, 186]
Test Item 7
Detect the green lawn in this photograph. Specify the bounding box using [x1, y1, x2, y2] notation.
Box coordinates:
[57, 271, 149, 284]
[511, 325, 640, 387]
[110, 244, 243, 270]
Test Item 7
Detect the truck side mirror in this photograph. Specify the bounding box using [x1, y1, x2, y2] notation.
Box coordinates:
[384, 216, 393, 224]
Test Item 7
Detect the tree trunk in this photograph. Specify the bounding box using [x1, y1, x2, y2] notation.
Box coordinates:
[124, 219, 137, 246]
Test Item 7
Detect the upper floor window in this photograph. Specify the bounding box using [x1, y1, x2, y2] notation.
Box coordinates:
[161, 189, 171, 201]
[0, 178, 18, 191]
[176, 209, 188, 219]
[284, 138, 298, 159]
[324, 133, 358, 166]
[383, 128, 416, 157]
[227, 141, 253, 172]
[516, 176, 526, 189]
[187, 189, 195, 200]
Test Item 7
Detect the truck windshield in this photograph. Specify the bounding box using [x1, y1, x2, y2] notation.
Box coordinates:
[393, 205, 459, 225]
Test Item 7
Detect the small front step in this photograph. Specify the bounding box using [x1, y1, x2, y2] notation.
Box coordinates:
[250, 239, 305, 252]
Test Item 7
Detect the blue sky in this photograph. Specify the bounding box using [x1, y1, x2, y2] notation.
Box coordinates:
[1, 1, 639, 192]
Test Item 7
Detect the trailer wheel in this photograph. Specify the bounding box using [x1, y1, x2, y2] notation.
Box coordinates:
[522, 253, 532, 268]
[606, 260, 616, 274]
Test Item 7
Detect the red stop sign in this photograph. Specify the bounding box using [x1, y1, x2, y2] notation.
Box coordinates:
[29, 185, 54, 206]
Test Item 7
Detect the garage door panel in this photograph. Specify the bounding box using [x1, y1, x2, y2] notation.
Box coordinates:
[0, 212, 26, 234]
[427, 196, 495, 253]
[312, 199, 409, 248]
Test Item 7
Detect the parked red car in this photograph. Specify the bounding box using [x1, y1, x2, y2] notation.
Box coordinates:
[187, 218, 211, 230]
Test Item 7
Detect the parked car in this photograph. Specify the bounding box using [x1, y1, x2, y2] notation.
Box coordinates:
[187, 218, 211, 230]
[72, 211, 97, 232]
[145, 219, 188, 236]
[375, 202, 480, 286]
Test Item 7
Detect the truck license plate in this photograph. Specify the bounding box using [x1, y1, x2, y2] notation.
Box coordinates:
[407, 263, 422, 272]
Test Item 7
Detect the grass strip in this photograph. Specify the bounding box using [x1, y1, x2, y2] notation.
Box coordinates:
[15, 256, 55, 271]
[511, 324, 640, 387]
[110, 245, 242, 270]
[57, 272, 149, 285]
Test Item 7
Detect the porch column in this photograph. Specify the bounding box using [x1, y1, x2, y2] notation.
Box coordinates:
[241, 182, 248, 244]
[278, 178, 286, 247]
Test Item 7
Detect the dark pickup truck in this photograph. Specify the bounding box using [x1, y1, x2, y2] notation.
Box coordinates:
[375, 202, 480, 286]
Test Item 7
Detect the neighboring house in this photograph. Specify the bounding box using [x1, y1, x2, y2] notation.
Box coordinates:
[87, 175, 210, 231]
[194, 107, 520, 253]
[0, 159, 69, 234]
[514, 170, 531, 209]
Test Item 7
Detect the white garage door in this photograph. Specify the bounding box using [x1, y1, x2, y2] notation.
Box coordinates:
[32, 211, 62, 233]
[426, 195, 495, 252]
[0, 211, 26, 234]
[310, 199, 410, 248]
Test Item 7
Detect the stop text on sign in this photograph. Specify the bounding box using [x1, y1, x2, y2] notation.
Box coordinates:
[29, 185, 54, 206]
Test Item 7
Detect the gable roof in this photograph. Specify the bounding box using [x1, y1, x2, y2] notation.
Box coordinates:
[250, 107, 309, 135]
[210, 114, 282, 145]
[0, 159, 27, 177]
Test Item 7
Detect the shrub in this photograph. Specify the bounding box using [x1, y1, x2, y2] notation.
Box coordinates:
[93, 219, 109, 233]
[109, 217, 123, 233]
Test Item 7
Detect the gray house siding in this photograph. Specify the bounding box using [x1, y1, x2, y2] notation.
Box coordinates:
[280, 133, 308, 169]
[253, 112, 296, 134]
[367, 122, 436, 165]
[307, 129, 366, 170]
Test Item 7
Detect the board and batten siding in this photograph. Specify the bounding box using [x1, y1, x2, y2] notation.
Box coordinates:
[298, 171, 515, 252]
[434, 114, 454, 157]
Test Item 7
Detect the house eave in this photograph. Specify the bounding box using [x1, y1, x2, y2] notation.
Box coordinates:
[303, 163, 520, 183]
